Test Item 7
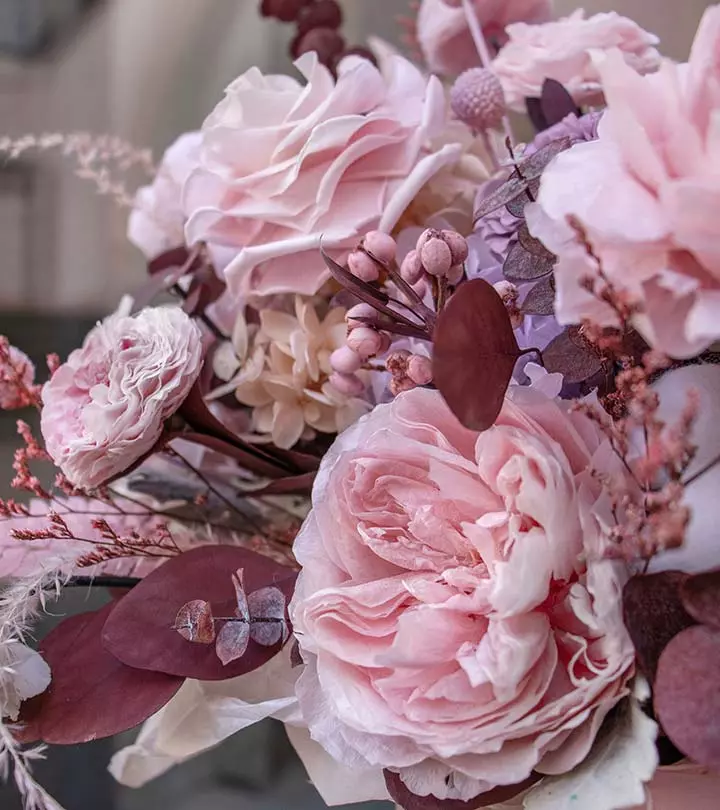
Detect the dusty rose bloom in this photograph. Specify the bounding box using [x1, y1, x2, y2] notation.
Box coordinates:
[41, 307, 203, 489]
[128, 132, 201, 260]
[0, 343, 36, 410]
[492, 10, 660, 111]
[417, 0, 553, 77]
[291, 386, 634, 803]
[528, 7, 720, 358]
[183, 52, 459, 298]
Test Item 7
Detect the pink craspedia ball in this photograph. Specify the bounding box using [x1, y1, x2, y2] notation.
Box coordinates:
[450, 68, 506, 132]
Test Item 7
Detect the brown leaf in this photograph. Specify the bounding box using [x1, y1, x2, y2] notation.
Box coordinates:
[679, 568, 720, 630]
[521, 277, 555, 316]
[623, 572, 696, 681]
[383, 771, 540, 810]
[17, 603, 183, 745]
[654, 624, 720, 770]
[542, 328, 602, 385]
[432, 279, 520, 432]
[174, 599, 216, 644]
[503, 240, 554, 283]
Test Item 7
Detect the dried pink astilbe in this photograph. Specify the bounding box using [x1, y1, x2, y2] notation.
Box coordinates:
[0, 132, 155, 210]
[11, 422, 51, 500]
[0, 340, 40, 411]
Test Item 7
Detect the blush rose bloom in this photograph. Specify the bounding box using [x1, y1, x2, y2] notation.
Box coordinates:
[41, 307, 203, 490]
[290, 385, 634, 803]
[128, 132, 202, 260]
[183, 52, 460, 298]
[416, 0, 553, 77]
[492, 10, 660, 111]
[527, 7, 720, 359]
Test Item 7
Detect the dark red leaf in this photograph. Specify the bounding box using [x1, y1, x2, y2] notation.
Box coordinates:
[542, 328, 602, 385]
[541, 79, 581, 128]
[433, 279, 520, 432]
[290, 638, 304, 668]
[147, 247, 194, 275]
[503, 240, 554, 282]
[525, 96, 548, 133]
[17, 604, 183, 745]
[174, 600, 216, 644]
[654, 625, 720, 770]
[383, 771, 540, 810]
[102, 546, 296, 681]
[623, 572, 696, 681]
[680, 569, 720, 630]
[521, 277, 555, 316]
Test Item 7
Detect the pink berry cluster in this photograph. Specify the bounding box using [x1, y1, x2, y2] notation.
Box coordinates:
[400, 228, 469, 290]
[260, 0, 375, 71]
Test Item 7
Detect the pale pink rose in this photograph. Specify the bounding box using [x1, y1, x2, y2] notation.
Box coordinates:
[416, 0, 553, 77]
[41, 307, 203, 489]
[528, 7, 720, 359]
[492, 10, 660, 111]
[128, 132, 201, 260]
[183, 53, 460, 298]
[290, 386, 634, 803]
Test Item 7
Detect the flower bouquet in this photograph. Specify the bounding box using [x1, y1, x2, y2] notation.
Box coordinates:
[1, 1, 720, 808]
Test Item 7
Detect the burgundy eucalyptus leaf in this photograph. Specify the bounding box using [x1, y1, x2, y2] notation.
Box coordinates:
[525, 96, 548, 133]
[654, 625, 720, 770]
[17, 603, 183, 745]
[517, 222, 555, 260]
[622, 572, 696, 681]
[679, 568, 720, 630]
[147, 246, 195, 276]
[521, 277, 555, 316]
[432, 279, 520, 432]
[541, 328, 602, 385]
[290, 638, 304, 668]
[540, 79, 581, 128]
[174, 599, 216, 644]
[248, 586, 288, 646]
[505, 179, 540, 218]
[102, 546, 296, 681]
[383, 771, 540, 810]
[503, 240, 554, 283]
[473, 138, 571, 221]
[215, 620, 250, 666]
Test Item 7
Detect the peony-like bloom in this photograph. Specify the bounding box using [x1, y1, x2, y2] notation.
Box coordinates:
[41, 307, 203, 489]
[290, 385, 634, 803]
[492, 10, 660, 111]
[183, 53, 459, 298]
[417, 0, 553, 77]
[528, 7, 720, 358]
[128, 132, 201, 260]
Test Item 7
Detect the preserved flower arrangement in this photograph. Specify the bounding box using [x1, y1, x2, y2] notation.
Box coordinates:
[1, 1, 719, 808]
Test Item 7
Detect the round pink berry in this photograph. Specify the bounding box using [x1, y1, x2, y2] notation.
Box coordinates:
[407, 355, 433, 386]
[442, 230, 469, 265]
[329, 372, 365, 397]
[450, 68, 506, 132]
[363, 231, 396, 264]
[420, 238, 453, 277]
[386, 349, 410, 376]
[330, 346, 362, 374]
[346, 303, 377, 328]
[348, 250, 379, 282]
[377, 332, 392, 355]
[347, 327, 382, 359]
[400, 250, 424, 285]
[390, 376, 416, 396]
[447, 264, 465, 285]
[416, 228, 440, 253]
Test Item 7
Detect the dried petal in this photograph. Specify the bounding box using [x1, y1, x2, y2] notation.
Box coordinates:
[248, 586, 288, 647]
[174, 600, 216, 644]
[215, 620, 250, 666]
[654, 625, 720, 770]
[503, 240, 554, 282]
[679, 569, 720, 630]
[623, 572, 696, 681]
[521, 277, 555, 316]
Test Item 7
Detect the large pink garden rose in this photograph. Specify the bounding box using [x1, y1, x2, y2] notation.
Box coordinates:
[416, 0, 553, 77]
[492, 10, 660, 111]
[290, 385, 634, 803]
[42, 307, 203, 489]
[527, 6, 720, 359]
[183, 52, 459, 298]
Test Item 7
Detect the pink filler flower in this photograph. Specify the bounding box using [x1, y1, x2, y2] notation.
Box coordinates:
[290, 385, 634, 803]
[41, 307, 203, 490]
[528, 6, 720, 359]
[0, 342, 37, 410]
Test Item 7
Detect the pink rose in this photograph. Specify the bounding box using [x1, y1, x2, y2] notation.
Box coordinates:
[183, 53, 460, 298]
[416, 0, 553, 77]
[527, 7, 720, 358]
[492, 10, 661, 111]
[290, 386, 634, 803]
[41, 307, 203, 489]
[128, 132, 202, 260]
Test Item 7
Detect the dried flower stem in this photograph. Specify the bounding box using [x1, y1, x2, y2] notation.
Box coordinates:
[0, 726, 64, 810]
